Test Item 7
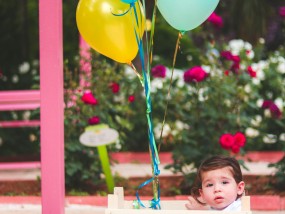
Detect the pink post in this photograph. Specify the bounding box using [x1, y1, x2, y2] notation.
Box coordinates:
[39, 0, 65, 213]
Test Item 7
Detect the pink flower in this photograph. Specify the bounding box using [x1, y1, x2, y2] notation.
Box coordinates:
[219, 133, 235, 150]
[207, 12, 223, 28]
[234, 132, 246, 147]
[88, 116, 100, 125]
[221, 51, 233, 60]
[151, 65, 167, 78]
[231, 55, 240, 63]
[219, 132, 246, 154]
[128, 95, 135, 103]
[279, 7, 285, 17]
[261, 100, 274, 109]
[184, 66, 208, 83]
[231, 144, 241, 154]
[221, 51, 241, 72]
[269, 103, 282, 119]
[247, 66, 257, 78]
[81, 92, 98, 105]
[231, 62, 240, 72]
[110, 82, 120, 93]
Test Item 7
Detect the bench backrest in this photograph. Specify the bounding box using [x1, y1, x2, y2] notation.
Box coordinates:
[0, 90, 41, 170]
[0, 90, 40, 128]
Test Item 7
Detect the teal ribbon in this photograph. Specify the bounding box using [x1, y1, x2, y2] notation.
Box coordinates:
[117, 0, 161, 209]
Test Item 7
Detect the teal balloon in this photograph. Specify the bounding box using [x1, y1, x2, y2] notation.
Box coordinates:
[157, 0, 220, 32]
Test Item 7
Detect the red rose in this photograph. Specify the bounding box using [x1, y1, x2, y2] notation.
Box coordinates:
[231, 55, 240, 63]
[279, 7, 285, 17]
[261, 100, 274, 109]
[247, 66, 257, 78]
[110, 82, 120, 93]
[88, 116, 100, 125]
[184, 66, 208, 83]
[219, 133, 235, 150]
[128, 95, 135, 103]
[269, 103, 282, 119]
[207, 12, 223, 28]
[81, 92, 98, 105]
[221, 51, 233, 60]
[234, 132, 246, 147]
[151, 65, 167, 78]
[231, 144, 241, 154]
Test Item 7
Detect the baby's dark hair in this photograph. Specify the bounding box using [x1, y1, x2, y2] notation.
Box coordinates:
[191, 155, 243, 204]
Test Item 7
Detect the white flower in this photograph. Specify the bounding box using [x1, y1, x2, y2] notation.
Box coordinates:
[246, 50, 255, 59]
[256, 99, 263, 108]
[175, 120, 184, 130]
[279, 133, 285, 141]
[244, 84, 251, 93]
[19, 62, 30, 74]
[252, 78, 260, 85]
[228, 39, 245, 55]
[245, 127, 260, 138]
[198, 87, 208, 102]
[154, 123, 171, 139]
[264, 109, 271, 118]
[29, 134, 37, 142]
[152, 55, 160, 62]
[258, 38, 265, 44]
[206, 48, 219, 62]
[201, 65, 211, 73]
[274, 98, 283, 110]
[124, 66, 137, 79]
[150, 78, 163, 93]
[186, 55, 193, 61]
[115, 140, 122, 150]
[244, 42, 252, 51]
[228, 39, 252, 55]
[240, 63, 246, 70]
[224, 99, 232, 107]
[12, 75, 19, 83]
[251, 115, 262, 127]
[175, 120, 189, 130]
[263, 134, 277, 144]
[277, 61, 285, 74]
[252, 60, 268, 72]
[22, 111, 31, 121]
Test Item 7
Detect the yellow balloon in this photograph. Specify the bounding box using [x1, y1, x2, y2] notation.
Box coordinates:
[76, 0, 145, 64]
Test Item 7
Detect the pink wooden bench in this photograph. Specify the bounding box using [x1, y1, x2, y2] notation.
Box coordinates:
[0, 90, 41, 170]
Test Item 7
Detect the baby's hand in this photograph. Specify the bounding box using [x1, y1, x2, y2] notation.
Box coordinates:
[185, 196, 208, 210]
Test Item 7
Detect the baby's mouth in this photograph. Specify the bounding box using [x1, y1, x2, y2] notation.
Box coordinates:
[214, 196, 224, 202]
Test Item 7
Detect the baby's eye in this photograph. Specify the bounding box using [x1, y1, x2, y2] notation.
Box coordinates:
[205, 183, 213, 187]
[222, 181, 229, 185]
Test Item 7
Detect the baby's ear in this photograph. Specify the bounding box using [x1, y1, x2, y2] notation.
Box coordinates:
[237, 181, 245, 195]
[199, 189, 204, 198]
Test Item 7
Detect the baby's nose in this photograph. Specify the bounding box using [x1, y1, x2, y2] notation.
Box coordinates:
[214, 184, 222, 192]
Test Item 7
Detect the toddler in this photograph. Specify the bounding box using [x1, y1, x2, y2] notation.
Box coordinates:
[185, 155, 245, 211]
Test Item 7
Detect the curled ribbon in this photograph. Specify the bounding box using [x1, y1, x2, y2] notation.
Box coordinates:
[116, 0, 161, 209]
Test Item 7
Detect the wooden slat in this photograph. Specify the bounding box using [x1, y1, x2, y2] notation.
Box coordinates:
[0, 120, 40, 128]
[0, 90, 40, 111]
[0, 162, 41, 170]
[0, 90, 40, 102]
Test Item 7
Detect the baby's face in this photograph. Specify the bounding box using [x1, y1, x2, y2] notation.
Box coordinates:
[199, 166, 244, 210]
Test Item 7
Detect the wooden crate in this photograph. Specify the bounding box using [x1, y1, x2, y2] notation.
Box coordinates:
[105, 187, 252, 214]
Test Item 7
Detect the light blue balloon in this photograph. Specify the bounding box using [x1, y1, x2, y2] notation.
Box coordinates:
[157, 0, 220, 32]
